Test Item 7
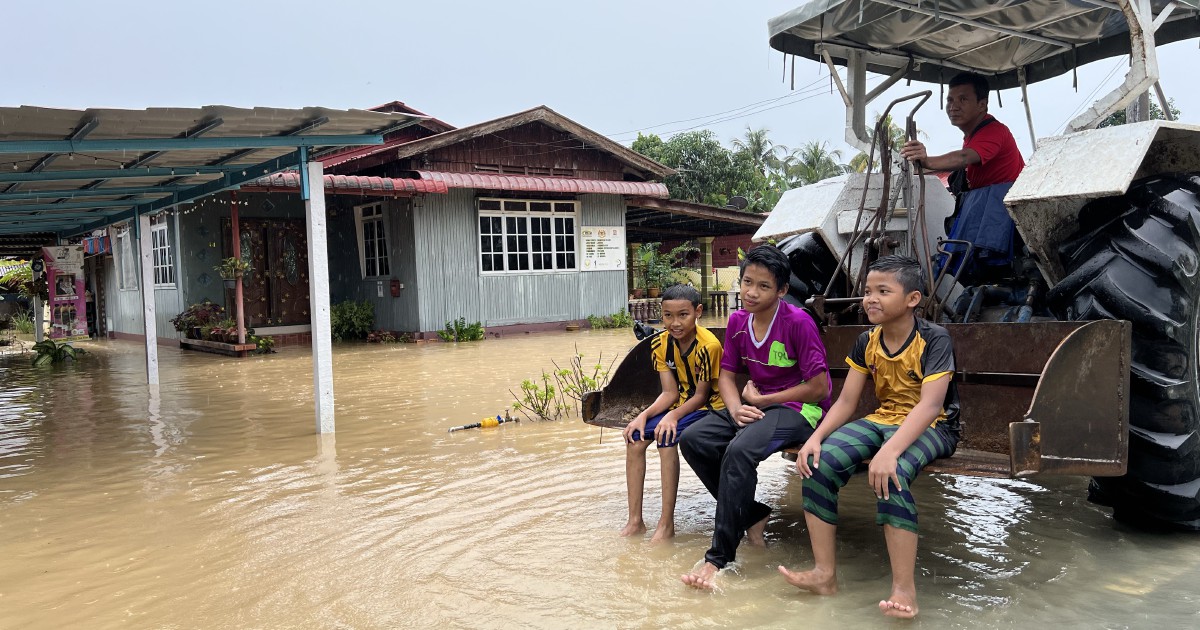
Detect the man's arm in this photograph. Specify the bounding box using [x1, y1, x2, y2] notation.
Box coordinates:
[899, 140, 981, 172]
[866, 374, 951, 499]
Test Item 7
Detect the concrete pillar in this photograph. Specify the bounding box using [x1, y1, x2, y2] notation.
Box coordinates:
[303, 158, 335, 433]
[33, 295, 44, 343]
[698, 236, 715, 305]
[137, 212, 160, 385]
[230, 191, 246, 345]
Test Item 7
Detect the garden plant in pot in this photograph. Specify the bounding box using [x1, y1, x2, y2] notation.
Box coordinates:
[214, 257, 251, 287]
[636, 242, 698, 298]
[170, 301, 226, 340]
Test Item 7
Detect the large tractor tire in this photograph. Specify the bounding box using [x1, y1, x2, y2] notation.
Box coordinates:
[1049, 173, 1200, 530]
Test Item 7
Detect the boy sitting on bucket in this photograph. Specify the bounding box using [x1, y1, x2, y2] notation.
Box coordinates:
[778, 255, 961, 619]
[621, 283, 725, 543]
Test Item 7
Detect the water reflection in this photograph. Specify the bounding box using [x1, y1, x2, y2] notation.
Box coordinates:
[0, 332, 1199, 628]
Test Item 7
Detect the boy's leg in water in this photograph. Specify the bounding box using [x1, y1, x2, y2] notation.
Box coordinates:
[621, 437, 653, 537]
[879, 526, 919, 618]
[652, 445, 680, 543]
[874, 424, 954, 618]
[684, 406, 813, 590]
[780, 419, 882, 595]
[678, 411, 737, 589]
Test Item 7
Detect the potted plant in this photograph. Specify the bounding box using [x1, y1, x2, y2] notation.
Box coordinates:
[170, 301, 226, 339]
[214, 257, 251, 287]
[637, 242, 698, 298]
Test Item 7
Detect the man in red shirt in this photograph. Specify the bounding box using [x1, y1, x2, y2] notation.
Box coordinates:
[900, 72, 1025, 279]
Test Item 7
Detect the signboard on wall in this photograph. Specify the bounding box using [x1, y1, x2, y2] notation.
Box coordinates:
[580, 226, 625, 272]
[43, 246, 89, 341]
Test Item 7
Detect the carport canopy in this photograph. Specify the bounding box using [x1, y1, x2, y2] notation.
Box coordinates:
[0, 103, 426, 435]
[0, 104, 424, 254]
[624, 196, 765, 242]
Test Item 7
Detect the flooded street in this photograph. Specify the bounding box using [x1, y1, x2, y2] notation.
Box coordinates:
[2, 327, 1199, 629]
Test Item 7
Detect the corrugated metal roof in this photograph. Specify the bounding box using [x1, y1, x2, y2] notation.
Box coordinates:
[414, 171, 670, 198]
[0, 105, 423, 247]
[318, 137, 412, 169]
[242, 172, 448, 196]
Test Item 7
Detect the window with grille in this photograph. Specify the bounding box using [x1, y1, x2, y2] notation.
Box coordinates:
[355, 202, 391, 278]
[150, 215, 175, 287]
[477, 198, 577, 274]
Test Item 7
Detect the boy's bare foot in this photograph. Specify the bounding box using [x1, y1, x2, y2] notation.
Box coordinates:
[878, 588, 918, 618]
[619, 520, 647, 537]
[745, 515, 769, 547]
[649, 522, 675, 543]
[680, 561, 720, 590]
[777, 565, 838, 595]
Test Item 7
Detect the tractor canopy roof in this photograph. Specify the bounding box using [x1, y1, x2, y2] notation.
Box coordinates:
[769, 0, 1200, 90]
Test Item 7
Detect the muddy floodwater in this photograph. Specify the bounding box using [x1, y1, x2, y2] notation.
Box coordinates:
[2, 327, 1199, 629]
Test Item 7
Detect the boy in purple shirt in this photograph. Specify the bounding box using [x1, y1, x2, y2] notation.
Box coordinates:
[679, 245, 832, 590]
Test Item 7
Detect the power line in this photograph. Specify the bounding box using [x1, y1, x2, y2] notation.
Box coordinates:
[1053, 56, 1127, 134]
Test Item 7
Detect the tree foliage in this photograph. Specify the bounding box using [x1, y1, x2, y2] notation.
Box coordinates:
[1099, 97, 1182, 128]
[632, 126, 852, 214]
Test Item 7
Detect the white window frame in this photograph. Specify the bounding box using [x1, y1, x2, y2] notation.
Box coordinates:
[477, 197, 579, 275]
[354, 201, 391, 279]
[113, 224, 139, 291]
[150, 214, 176, 288]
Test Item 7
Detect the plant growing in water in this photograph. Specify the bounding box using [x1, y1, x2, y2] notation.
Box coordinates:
[31, 338, 84, 366]
[330, 300, 374, 341]
[586, 310, 634, 329]
[437, 317, 485, 342]
[509, 348, 618, 421]
[10, 309, 35, 334]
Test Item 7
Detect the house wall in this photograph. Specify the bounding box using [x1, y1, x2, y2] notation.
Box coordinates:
[326, 196, 420, 332]
[103, 216, 183, 340]
[410, 190, 626, 332]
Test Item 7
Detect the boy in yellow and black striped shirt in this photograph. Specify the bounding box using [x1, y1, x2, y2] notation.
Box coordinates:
[621, 284, 724, 543]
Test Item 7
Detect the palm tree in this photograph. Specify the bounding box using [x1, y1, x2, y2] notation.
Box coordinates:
[784, 141, 846, 186]
[848, 114, 918, 173]
[731, 126, 785, 178]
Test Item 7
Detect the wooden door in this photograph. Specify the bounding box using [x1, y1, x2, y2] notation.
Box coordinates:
[223, 218, 310, 327]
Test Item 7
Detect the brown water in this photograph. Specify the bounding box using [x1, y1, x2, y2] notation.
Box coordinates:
[1, 328, 1199, 629]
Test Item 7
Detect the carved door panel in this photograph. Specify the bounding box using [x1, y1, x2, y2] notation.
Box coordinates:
[222, 218, 309, 327]
[267, 221, 310, 326]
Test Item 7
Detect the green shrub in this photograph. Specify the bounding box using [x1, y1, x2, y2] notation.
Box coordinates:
[331, 300, 374, 341]
[11, 309, 34, 334]
[438, 317, 485, 342]
[587, 310, 634, 329]
[31, 339, 84, 366]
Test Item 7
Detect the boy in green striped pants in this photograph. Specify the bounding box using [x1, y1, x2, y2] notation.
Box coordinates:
[777, 256, 960, 620]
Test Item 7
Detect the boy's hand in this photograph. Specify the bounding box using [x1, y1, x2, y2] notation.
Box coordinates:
[734, 404, 764, 426]
[653, 414, 679, 446]
[622, 414, 648, 444]
[867, 449, 901, 501]
[796, 437, 822, 478]
[742, 380, 763, 406]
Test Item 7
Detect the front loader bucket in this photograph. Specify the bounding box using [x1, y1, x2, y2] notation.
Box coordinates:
[583, 320, 1130, 478]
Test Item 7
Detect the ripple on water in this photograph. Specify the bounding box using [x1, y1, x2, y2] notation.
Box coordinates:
[3, 335, 1200, 629]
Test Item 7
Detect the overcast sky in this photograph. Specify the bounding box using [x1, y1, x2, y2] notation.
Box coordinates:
[4, 1, 1197, 161]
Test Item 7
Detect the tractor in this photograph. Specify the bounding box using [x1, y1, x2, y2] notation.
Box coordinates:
[583, 0, 1200, 530]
